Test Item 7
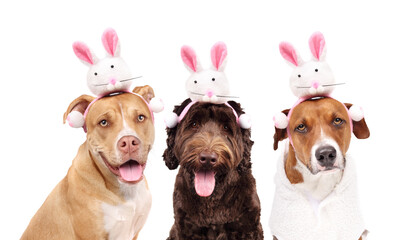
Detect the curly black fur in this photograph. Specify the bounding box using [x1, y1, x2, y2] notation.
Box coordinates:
[163, 99, 263, 240]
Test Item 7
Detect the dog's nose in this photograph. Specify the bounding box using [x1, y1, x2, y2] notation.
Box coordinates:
[117, 136, 140, 154]
[315, 146, 337, 167]
[199, 151, 218, 166]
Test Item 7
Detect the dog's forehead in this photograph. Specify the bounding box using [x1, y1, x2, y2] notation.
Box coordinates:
[291, 98, 349, 122]
[87, 93, 150, 119]
[189, 103, 236, 121]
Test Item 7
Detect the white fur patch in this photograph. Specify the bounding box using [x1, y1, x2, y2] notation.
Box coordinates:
[294, 130, 344, 201]
[101, 179, 152, 240]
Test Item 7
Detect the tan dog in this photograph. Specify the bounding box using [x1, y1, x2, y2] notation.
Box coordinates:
[271, 97, 370, 240]
[21, 86, 156, 240]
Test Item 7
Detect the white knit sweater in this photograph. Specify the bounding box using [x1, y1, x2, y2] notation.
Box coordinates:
[269, 153, 367, 240]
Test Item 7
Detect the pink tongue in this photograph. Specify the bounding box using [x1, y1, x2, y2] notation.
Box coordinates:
[119, 161, 143, 182]
[194, 170, 216, 197]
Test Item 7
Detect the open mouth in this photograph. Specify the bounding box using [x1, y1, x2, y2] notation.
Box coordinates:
[101, 155, 145, 184]
[194, 169, 216, 197]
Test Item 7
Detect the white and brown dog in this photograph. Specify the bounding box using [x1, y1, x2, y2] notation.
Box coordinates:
[270, 97, 370, 240]
[21, 86, 156, 240]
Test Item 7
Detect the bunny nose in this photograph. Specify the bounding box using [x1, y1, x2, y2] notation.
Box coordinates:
[206, 90, 214, 98]
[109, 78, 117, 85]
[312, 81, 320, 89]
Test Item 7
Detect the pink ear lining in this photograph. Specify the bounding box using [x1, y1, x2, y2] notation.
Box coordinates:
[73, 42, 94, 65]
[279, 42, 299, 66]
[181, 46, 197, 72]
[102, 28, 118, 56]
[211, 42, 227, 70]
[309, 32, 325, 60]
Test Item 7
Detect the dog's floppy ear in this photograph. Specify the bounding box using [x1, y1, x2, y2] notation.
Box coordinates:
[133, 85, 155, 103]
[228, 101, 253, 173]
[163, 98, 192, 170]
[63, 95, 95, 128]
[345, 103, 370, 139]
[273, 109, 290, 150]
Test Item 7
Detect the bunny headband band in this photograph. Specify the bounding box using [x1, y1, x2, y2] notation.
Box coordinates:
[166, 100, 251, 129]
[284, 96, 353, 150]
[82, 91, 156, 133]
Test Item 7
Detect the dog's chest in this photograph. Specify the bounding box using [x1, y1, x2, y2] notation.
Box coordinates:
[101, 179, 152, 240]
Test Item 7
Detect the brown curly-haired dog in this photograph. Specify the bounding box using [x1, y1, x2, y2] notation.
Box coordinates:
[163, 99, 264, 240]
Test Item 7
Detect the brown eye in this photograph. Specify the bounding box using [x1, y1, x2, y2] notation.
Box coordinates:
[295, 124, 307, 133]
[333, 118, 343, 126]
[138, 115, 145, 122]
[99, 119, 108, 127]
[192, 122, 198, 128]
[223, 125, 229, 130]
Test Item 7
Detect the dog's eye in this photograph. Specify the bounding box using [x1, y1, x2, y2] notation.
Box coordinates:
[298, 74, 301, 78]
[191, 122, 198, 128]
[315, 69, 318, 72]
[212, 78, 215, 81]
[295, 124, 307, 133]
[111, 65, 114, 68]
[94, 72, 98, 76]
[223, 125, 229, 130]
[138, 115, 145, 122]
[194, 80, 197, 84]
[99, 119, 108, 127]
[333, 118, 343, 126]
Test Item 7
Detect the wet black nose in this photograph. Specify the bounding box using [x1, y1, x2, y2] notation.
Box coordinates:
[315, 146, 337, 167]
[199, 151, 218, 166]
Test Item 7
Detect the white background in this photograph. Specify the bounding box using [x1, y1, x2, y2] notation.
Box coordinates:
[1, 0, 404, 239]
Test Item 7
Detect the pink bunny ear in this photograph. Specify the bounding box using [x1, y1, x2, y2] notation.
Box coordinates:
[211, 42, 227, 71]
[279, 42, 302, 67]
[102, 28, 120, 57]
[309, 32, 326, 61]
[181, 45, 200, 72]
[73, 41, 96, 65]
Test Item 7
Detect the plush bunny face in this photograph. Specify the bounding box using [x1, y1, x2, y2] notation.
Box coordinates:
[181, 42, 230, 104]
[73, 28, 133, 97]
[86, 56, 132, 96]
[280, 32, 336, 99]
[289, 60, 335, 98]
[185, 69, 230, 103]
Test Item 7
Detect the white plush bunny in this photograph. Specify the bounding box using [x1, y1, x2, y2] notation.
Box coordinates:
[279, 32, 337, 98]
[67, 28, 163, 129]
[73, 28, 134, 97]
[181, 42, 231, 104]
[165, 42, 251, 129]
[274, 32, 364, 130]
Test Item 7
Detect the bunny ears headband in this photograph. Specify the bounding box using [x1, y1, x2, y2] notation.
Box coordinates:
[182, 41, 228, 73]
[67, 28, 164, 131]
[165, 100, 252, 129]
[165, 42, 251, 129]
[273, 32, 365, 146]
[73, 28, 121, 66]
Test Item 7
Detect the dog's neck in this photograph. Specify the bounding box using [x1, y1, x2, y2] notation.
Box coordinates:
[71, 143, 130, 201]
[285, 144, 343, 202]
